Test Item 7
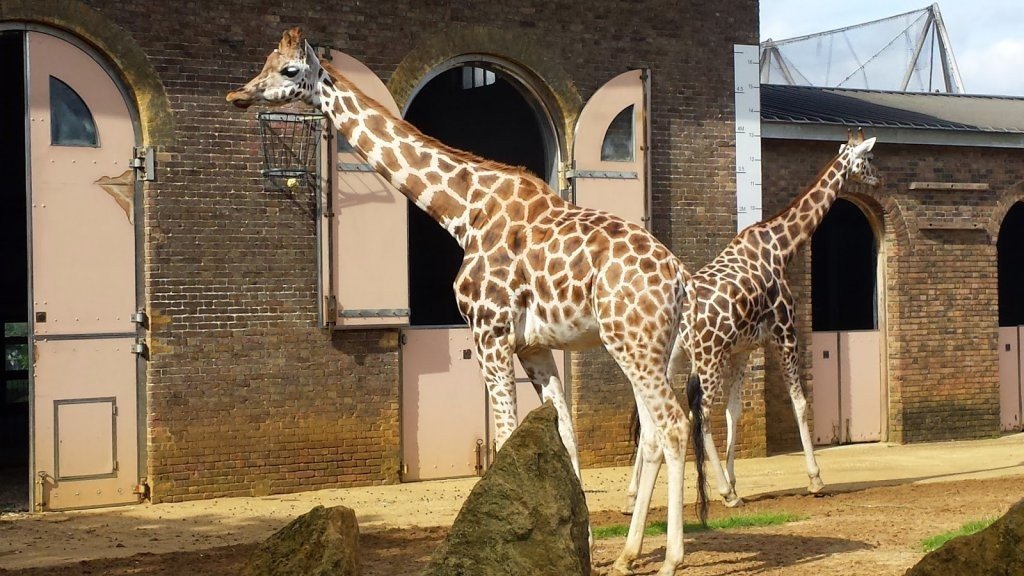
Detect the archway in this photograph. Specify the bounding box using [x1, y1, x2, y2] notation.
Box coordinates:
[397, 61, 563, 481]
[997, 201, 1024, 431]
[0, 27, 144, 511]
[403, 63, 557, 326]
[810, 198, 885, 444]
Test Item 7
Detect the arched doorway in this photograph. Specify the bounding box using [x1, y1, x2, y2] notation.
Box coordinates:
[810, 198, 885, 444]
[0, 27, 144, 511]
[404, 64, 555, 326]
[998, 202, 1024, 431]
[398, 62, 563, 481]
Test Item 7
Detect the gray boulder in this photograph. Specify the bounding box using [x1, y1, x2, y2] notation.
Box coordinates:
[239, 504, 360, 576]
[422, 401, 591, 576]
[905, 497, 1024, 576]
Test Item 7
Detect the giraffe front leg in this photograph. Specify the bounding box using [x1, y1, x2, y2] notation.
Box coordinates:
[773, 318, 824, 494]
[473, 330, 519, 451]
[517, 348, 582, 477]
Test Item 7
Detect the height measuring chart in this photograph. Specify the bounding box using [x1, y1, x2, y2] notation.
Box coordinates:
[733, 44, 762, 232]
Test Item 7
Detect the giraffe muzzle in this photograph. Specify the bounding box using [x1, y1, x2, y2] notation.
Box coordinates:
[226, 89, 255, 109]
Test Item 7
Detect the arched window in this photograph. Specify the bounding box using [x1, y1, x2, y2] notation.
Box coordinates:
[600, 105, 634, 162]
[50, 76, 98, 147]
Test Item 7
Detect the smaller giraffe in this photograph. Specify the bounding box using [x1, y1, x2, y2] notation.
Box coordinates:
[625, 129, 880, 510]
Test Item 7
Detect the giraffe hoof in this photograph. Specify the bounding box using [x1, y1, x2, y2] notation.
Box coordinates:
[808, 476, 826, 494]
[611, 557, 635, 575]
[723, 495, 745, 508]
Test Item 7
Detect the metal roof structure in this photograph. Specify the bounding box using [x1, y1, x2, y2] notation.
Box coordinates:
[761, 3, 964, 94]
[761, 84, 1024, 148]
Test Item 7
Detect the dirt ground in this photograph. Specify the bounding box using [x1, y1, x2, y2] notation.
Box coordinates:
[1, 435, 1023, 576]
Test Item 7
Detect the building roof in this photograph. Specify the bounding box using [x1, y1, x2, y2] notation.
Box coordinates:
[761, 84, 1024, 134]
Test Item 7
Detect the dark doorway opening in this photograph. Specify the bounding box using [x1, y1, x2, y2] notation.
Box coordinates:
[0, 30, 29, 512]
[403, 66, 551, 326]
[812, 199, 878, 331]
[999, 202, 1024, 327]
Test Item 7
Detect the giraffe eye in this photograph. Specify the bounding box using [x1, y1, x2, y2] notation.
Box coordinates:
[281, 66, 301, 78]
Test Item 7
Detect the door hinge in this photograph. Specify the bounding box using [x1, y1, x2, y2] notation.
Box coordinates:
[132, 339, 149, 357]
[112, 404, 118, 416]
[113, 460, 119, 472]
[132, 146, 156, 182]
[131, 308, 149, 328]
[399, 332, 408, 346]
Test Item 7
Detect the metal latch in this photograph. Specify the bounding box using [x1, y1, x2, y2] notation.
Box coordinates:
[132, 146, 156, 182]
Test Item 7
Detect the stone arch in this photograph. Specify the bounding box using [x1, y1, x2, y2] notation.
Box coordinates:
[1, 0, 174, 147]
[989, 183, 1024, 242]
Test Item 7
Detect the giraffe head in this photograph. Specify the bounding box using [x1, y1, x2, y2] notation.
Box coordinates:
[226, 28, 320, 109]
[838, 128, 880, 187]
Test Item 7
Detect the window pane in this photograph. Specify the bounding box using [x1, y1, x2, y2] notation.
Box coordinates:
[5, 380, 28, 404]
[4, 323, 27, 338]
[5, 344, 28, 372]
[50, 76, 98, 147]
[600, 105, 634, 162]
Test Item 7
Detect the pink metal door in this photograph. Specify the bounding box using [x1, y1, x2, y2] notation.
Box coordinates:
[401, 328, 488, 481]
[325, 50, 409, 328]
[811, 332, 840, 445]
[999, 327, 1022, 431]
[27, 32, 140, 510]
[572, 69, 649, 228]
[839, 330, 882, 442]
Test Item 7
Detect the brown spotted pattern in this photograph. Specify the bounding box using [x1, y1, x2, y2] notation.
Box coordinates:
[228, 28, 698, 575]
[626, 129, 880, 510]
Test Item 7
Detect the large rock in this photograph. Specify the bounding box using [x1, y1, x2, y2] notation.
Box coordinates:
[905, 497, 1024, 576]
[422, 402, 591, 576]
[239, 504, 360, 576]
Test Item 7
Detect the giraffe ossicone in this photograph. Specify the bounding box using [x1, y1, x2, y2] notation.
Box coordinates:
[228, 27, 704, 576]
[625, 127, 881, 511]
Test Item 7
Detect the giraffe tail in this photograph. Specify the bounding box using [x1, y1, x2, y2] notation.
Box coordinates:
[687, 372, 709, 526]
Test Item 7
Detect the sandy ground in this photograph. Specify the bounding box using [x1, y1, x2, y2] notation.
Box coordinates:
[1, 433, 1022, 575]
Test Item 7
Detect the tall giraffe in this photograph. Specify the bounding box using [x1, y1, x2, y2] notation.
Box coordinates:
[625, 130, 880, 510]
[227, 28, 706, 575]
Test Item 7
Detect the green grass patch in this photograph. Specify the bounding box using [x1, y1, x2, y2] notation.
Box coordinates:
[592, 511, 802, 540]
[921, 518, 996, 552]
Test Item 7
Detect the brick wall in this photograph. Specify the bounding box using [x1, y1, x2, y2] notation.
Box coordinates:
[10, 0, 757, 500]
[762, 138, 1022, 446]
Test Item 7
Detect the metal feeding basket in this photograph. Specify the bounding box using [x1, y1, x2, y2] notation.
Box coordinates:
[256, 111, 326, 192]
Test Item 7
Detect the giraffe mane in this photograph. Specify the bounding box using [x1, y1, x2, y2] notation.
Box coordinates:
[760, 150, 842, 225]
[320, 61, 552, 195]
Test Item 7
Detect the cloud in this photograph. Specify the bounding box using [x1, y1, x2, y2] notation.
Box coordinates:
[956, 38, 1024, 96]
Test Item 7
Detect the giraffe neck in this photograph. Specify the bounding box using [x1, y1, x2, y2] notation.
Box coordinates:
[312, 62, 503, 246]
[769, 152, 851, 261]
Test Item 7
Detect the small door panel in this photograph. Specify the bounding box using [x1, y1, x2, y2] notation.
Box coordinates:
[839, 330, 882, 442]
[572, 70, 648, 227]
[34, 339, 137, 509]
[999, 327, 1022, 431]
[811, 332, 840, 445]
[28, 31, 139, 510]
[327, 50, 409, 328]
[401, 328, 487, 481]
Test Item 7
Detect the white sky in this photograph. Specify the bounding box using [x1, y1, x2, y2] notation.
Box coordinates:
[760, 0, 1024, 96]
